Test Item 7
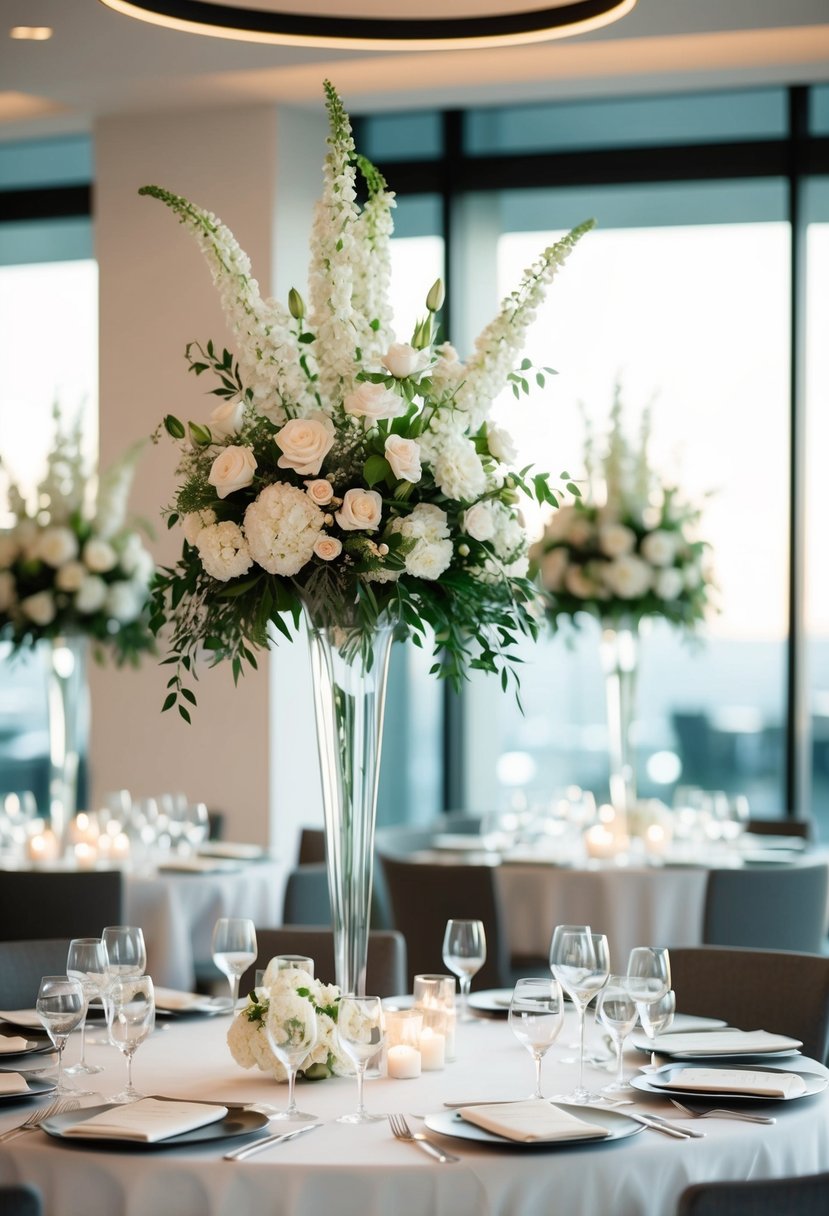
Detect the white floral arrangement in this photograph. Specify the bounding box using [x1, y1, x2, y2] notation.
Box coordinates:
[140, 81, 593, 716]
[0, 408, 155, 662]
[532, 387, 715, 629]
[228, 964, 354, 1082]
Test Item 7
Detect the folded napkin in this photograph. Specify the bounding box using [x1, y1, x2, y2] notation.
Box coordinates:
[659, 1068, 807, 1099]
[153, 988, 210, 1013]
[197, 842, 264, 861]
[460, 1100, 609, 1143]
[0, 1073, 29, 1095]
[648, 1030, 801, 1056]
[0, 1036, 33, 1054]
[62, 1098, 228, 1142]
[157, 858, 240, 875]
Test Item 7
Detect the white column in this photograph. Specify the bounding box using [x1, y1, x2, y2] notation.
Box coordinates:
[92, 102, 325, 850]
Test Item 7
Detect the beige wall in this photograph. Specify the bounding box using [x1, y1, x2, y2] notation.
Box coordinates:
[92, 103, 325, 851]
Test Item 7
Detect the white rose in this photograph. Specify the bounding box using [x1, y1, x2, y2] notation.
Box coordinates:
[305, 479, 334, 506]
[83, 537, 118, 574]
[21, 590, 56, 626]
[105, 581, 143, 623]
[384, 436, 422, 484]
[598, 523, 636, 559]
[540, 547, 568, 592]
[208, 445, 258, 499]
[654, 568, 684, 600]
[344, 382, 403, 424]
[568, 517, 594, 548]
[274, 415, 335, 477]
[314, 536, 343, 561]
[182, 509, 217, 546]
[381, 343, 427, 379]
[640, 530, 677, 567]
[0, 571, 15, 612]
[36, 527, 78, 568]
[208, 398, 245, 441]
[75, 575, 108, 614]
[55, 561, 87, 592]
[0, 533, 18, 567]
[601, 554, 653, 599]
[335, 489, 383, 532]
[462, 501, 495, 542]
[486, 423, 518, 465]
[564, 565, 597, 599]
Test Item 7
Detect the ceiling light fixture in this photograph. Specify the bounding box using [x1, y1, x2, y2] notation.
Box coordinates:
[96, 0, 636, 52]
[9, 26, 53, 40]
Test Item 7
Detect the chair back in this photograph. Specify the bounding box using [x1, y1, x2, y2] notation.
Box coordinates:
[0, 1185, 43, 1216]
[678, 1172, 829, 1215]
[703, 862, 829, 953]
[239, 927, 407, 998]
[670, 946, 829, 1062]
[378, 854, 509, 989]
[297, 828, 326, 865]
[0, 939, 72, 1009]
[0, 870, 123, 942]
[282, 865, 331, 925]
[746, 817, 814, 841]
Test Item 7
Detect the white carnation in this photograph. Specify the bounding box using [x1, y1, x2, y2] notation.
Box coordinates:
[244, 483, 323, 577]
[486, 423, 518, 465]
[601, 554, 652, 599]
[433, 437, 486, 502]
[405, 539, 453, 581]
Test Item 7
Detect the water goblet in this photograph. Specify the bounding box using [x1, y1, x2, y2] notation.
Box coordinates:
[596, 975, 639, 1092]
[636, 988, 676, 1068]
[548, 923, 593, 1058]
[211, 918, 257, 1013]
[550, 928, 609, 1103]
[107, 975, 155, 1103]
[508, 977, 565, 1099]
[65, 937, 107, 1077]
[36, 976, 85, 1096]
[263, 995, 318, 1122]
[336, 995, 385, 1124]
[442, 919, 486, 1023]
[102, 925, 147, 979]
[626, 946, 671, 1005]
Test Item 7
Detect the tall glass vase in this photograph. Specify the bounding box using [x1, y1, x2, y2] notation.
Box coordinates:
[43, 634, 89, 850]
[304, 609, 395, 997]
[599, 619, 638, 814]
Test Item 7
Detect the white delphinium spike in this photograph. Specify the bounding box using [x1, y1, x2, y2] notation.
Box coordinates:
[603, 379, 628, 512]
[38, 407, 86, 525]
[456, 219, 595, 430]
[634, 399, 653, 509]
[93, 439, 145, 539]
[351, 176, 396, 363]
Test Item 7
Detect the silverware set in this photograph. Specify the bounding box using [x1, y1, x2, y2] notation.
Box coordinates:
[388, 1113, 459, 1163]
[0, 1096, 80, 1143]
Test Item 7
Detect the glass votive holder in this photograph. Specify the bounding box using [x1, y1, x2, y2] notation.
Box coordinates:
[418, 1011, 447, 1071]
[413, 974, 456, 1060]
[274, 954, 314, 976]
[384, 1009, 423, 1079]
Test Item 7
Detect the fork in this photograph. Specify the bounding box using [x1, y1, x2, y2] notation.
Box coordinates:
[668, 1098, 776, 1125]
[0, 1096, 80, 1144]
[388, 1113, 460, 1163]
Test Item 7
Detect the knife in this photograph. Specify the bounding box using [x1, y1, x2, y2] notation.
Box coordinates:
[623, 1113, 697, 1139]
[223, 1121, 320, 1161]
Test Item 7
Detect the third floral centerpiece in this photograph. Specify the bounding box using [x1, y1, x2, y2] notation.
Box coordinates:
[143, 81, 592, 994]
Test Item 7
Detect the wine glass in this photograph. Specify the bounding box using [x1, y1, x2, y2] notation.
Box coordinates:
[550, 928, 609, 1103]
[107, 975, 155, 1103]
[637, 988, 677, 1069]
[182, 801, 209, 853]
[65, 938, 107, 1077]
[626, 946, 671, 1005]
[211, 918, 257, 1013]
[263, 995, 318, 1122]
[508, 978, 565, 1099]
[596, 975, 639, 1092]
[442, 919, 486, 1023]
[102, 925, 147, 979]
[336, 995, 384, 1124]
[36, 976, 85, 1097]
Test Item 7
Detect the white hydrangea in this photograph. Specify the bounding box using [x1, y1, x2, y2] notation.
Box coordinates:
[195, 522, 253, 583]
[601, 554, 653, 599]
[105, 581, 144, 623]
[244, 483, 323, 577]
[182, 509, 217, 547]
[389, 503, 453, 582]
[432, 436, 486, 502]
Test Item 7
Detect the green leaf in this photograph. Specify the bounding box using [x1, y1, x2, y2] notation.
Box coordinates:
[167, 513, 180, 530]
[164, 414, 186, 440]
[363, 455, 391, 487]
[178, 705, 192, 724]
[180, 688, 197, 705]
[162, 692, 177, 712]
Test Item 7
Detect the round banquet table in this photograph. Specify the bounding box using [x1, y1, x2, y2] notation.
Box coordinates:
[2, 1008, 828, 1216]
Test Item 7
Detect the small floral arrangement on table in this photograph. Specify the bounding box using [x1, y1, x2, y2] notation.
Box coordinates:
[532, 386, 715, 629]
[0, 408, 155, 662]
[228, 964, 353, 1082]
[142, 81, 593, 715]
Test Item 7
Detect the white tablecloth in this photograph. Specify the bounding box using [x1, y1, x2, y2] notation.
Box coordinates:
[2, 1010, 828, 1215]
[125, 860, 285, 989]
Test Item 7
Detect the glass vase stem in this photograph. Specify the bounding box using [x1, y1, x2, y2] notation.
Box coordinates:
[600, 620, 638, 813]
[44, 635, 89, 849]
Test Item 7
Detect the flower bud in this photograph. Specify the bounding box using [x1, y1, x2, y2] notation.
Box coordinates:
[425, 278, 445, 313]
[412, 316, 433, 351]
[288, 287, 305, 321]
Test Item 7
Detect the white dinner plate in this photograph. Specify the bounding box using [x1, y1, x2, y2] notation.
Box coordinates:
[424, 1104, 644, 1149]
[631, 1063, 827, 1103]
[41, 1102, 268, 1148]
[0, 1072, 56, 1101]
[468, 989, 513, 1015]
[0, 1024, 53, 1057]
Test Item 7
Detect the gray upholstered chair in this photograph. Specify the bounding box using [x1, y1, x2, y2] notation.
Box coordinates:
[670, 946, 829, 1062]
[282, 864, 331, 925]
[238, 927, 406, 998]
[0, 870, 123, 942]
[702, 862, 829, 953]
[678, 1172, 829, 1215]
[0, 1185, 43, 1216]
[0, 939, 72, 1009]
[746, 816, 815, 841]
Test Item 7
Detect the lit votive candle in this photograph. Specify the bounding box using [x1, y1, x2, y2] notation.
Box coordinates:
[69, 813, 99, 846]
[73, 841, 98, 870]
[644, 822, 668, 859]
[109, 832, 131, 863]
[387, 1044, 421, 1079]
[419, 1026, 445, 1071]
[584, 823, 617, 861]
[26, 829, 59, 866]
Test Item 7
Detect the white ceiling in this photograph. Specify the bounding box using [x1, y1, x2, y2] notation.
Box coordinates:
[1, 0, 828, 143]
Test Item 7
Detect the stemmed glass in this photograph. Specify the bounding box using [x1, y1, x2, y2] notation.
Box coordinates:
[550, 928, 609, 1103]
[637, 989, 677, 1068]
[336, 995, 384, 1124]
[263, 997, 318, 1122]
[442, 919, 486, 1023]
[35, 976, 85, 1097]
[65, 938, 107, 1077]
[211, 918, 257, 1014]
[107, 976, 155, 1103]
[102, 926, 147, 979]
[626, 947, 671, 1005]
[508, 978, 565, 1099]
[596, 975, 639, 1092]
